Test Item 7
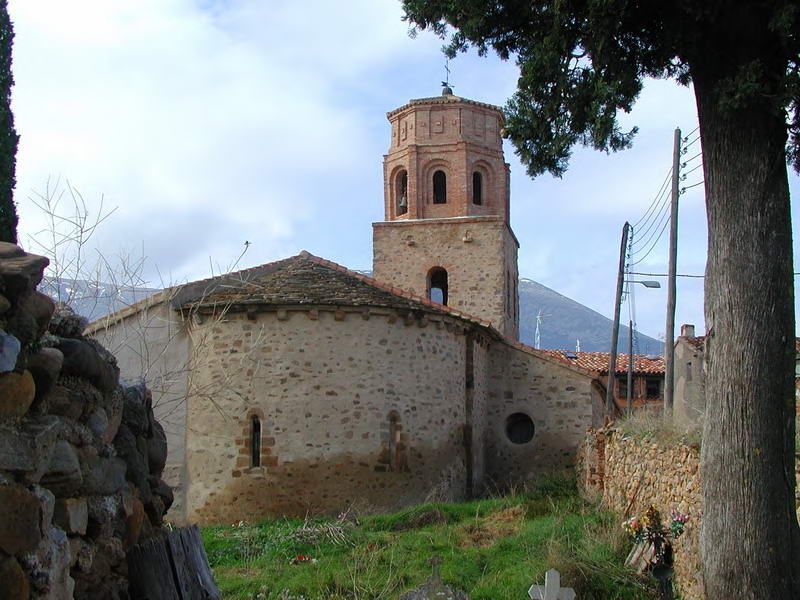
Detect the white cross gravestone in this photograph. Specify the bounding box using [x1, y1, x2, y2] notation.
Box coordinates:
[528, 569, 576, 600]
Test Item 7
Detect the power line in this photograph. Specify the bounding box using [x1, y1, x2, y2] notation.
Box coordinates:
[681, 180, 705, 193]
[630, 271, 705, 278]
[682, 125, 699, 140]
[681, 151, 702, 166]
[681, 162, 703, 178]
[630, 196, 671, 256]
[629, 213, 671, 266]
[632, 168, 673, 230]
[682, 135, 701, 150]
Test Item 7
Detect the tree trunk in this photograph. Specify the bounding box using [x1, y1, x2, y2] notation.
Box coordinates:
[692, 30, 800, 597]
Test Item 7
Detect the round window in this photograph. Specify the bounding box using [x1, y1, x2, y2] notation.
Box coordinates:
[505, 413, 535, 444]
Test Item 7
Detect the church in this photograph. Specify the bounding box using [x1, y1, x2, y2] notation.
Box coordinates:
[90, 90, 606, 524]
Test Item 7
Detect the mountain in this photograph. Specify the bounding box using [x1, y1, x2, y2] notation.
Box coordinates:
[41, 278, 161, 323]
[49, 275, 663, 354]
[518, 278, 664, 354]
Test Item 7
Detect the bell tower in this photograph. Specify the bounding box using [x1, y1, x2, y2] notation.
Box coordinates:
[372, 89, 520, 339]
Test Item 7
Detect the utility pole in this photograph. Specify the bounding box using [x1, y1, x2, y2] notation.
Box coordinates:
[663, 128, 681, 418]
[606, 222, 630, 417]
[627, 319, 634, 415]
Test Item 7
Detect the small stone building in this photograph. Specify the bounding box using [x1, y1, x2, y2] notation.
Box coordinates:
[89, 91, 608, 524]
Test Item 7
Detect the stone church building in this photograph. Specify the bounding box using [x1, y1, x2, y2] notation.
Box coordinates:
[90, 91, 606, 524]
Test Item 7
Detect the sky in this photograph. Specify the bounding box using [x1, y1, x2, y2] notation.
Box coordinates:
[8, 0, 800, 343]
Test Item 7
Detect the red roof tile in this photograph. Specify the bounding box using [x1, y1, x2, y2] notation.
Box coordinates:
[535, 350, 665, 375]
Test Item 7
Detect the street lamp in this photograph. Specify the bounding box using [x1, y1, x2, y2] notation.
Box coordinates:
[633, 280, 661, 289]
[606, 267, 662, 416]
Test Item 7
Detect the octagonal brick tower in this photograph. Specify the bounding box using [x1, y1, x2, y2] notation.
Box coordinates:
[372, 90, 520, 339]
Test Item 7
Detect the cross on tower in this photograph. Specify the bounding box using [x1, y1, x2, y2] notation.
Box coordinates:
[528, 569, 576, 600]
[441, 57, 454, 94]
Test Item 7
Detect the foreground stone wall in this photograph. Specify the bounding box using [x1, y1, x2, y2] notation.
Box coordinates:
[576, 426, 703, 600]
[0, 242, 172, 600]
[183, 307, 473, 524]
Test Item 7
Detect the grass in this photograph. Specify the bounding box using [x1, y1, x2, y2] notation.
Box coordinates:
[201, 475, 659, 600]
[616, 406, 702, 447]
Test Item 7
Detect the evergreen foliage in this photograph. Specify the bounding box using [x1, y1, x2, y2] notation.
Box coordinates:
[401, 0, 800, 177]
[0, 0, 18, 243]
[401, 1, 800, 598]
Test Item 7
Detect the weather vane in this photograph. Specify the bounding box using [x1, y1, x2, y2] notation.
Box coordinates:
[441, 57, 453, 95]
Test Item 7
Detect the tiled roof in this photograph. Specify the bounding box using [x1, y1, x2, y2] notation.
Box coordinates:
[174, 251, 496, 331]
[535, 350, 665, 375]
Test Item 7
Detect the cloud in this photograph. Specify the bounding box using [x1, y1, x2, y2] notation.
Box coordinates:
[7, 1, 800, 340]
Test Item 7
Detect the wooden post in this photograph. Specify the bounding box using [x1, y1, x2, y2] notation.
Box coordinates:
[606, 222, 630, 416]
[663, 128, 681, 418]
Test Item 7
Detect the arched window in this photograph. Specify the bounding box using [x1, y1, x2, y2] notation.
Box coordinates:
[250, 415, 261, 467]
[433, 170, 447, 204]
[472, 172, 483, 205]
[396, 170, 408, 215]
[428, 267, 448, 305]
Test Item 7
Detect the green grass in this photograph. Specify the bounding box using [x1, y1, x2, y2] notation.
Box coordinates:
[201, 475, 658, 600]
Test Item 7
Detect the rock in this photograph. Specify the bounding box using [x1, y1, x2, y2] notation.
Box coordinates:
[86, 407, 108, 440]
[40, 440, 83, 498]
[0, 329, 20, 372]
[80, 455, 126, 495]
[0, 370, 35, 419]
[72, 539, 94, 573]
[0, 244, 48, 304]
[124, 496, 145, 547]
[72, 537, 126, 600]
[54, 497, 88, 536]
[50, 376, 102, 420]
[147, 420, 168, 477]
[27, 347, 64, 401]
[57, 338, 119, 393]
[0, 241, 25, 259]
[87, 495, 121, 539]
[149, 475, 174, 513]
[31, 485, 56, 535]
[0, 293, 11, 314]
[43, 384, 83, 420]
[5, 304, 40, 348]
[0, 485, 44, 555]
[17, 291, 55, 339]
[19, 526, 73, 600]
[0, 554, 30, 600]
[145, 494, 166, 527]
[103, 388, 123, 443]
[48, 302, 88, 339]
[0, 416, 60, 478]
[121, 382, 153, 436]
[113, 424, 151, 503]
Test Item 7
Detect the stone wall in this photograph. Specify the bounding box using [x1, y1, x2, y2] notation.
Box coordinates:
[372, 216, 519, 339]
[576, 425, 704, 599]
[0, 242, 172, 600]
[182, 307, 475, 524]
[484, 343, 599, 487]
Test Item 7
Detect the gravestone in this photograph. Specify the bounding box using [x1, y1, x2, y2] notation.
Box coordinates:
[399, 555, 470, 600]
[528, 569, 576, 600]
